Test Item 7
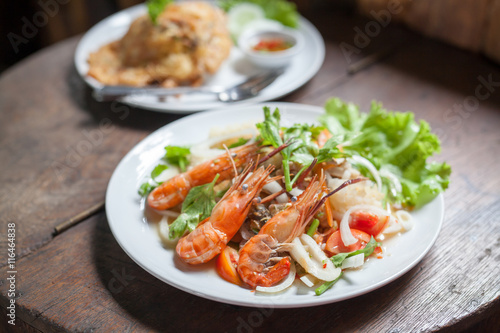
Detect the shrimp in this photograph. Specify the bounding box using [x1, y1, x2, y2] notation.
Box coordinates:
[176, 164, 274, 265]
[148, 143, 259, 210]
[237, 176, 325, 288]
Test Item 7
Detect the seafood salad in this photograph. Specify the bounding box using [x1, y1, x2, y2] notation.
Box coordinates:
[140, 98, 451, 295]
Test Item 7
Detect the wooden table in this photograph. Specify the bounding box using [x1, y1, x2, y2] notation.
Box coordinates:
[1, 8, 500, 333]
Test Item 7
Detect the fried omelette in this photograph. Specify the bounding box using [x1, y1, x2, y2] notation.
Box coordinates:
[87, 2, 232, 87]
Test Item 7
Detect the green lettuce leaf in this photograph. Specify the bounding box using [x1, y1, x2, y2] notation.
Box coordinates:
[147, 0, 173, 24]
[319, 97, 451, 208]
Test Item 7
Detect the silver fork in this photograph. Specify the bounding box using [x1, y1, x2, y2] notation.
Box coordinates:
[92, 67, 284, 102]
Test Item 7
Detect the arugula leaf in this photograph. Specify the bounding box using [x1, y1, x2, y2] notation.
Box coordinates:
[282, 124, 318, 191]
[319, 97, 451, 208]
[256, 106, 283, 147]
[168, 175, 219, 239]
[138, 182, 156, 197]
[256, 107, 296, 190]
[330, 236, 381, 268]
[219, 0, 299, 27]
[316, 135, 350, 163]
[228, 137, 250, 148]
[138, 146, 189, 198]
[151, 164, 168, 181]
[256, 108, 317, 191]
[164, 145, 190, 172]
[147, 0, 172, 24]
[138, 164, 167, 197]
[256, 107, 351, 191]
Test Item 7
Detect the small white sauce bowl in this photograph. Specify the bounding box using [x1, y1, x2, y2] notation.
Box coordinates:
[238, 27, 304, 68]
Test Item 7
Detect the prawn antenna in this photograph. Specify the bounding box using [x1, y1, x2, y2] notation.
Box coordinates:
[295, 158, 317, 186]
[310, 177, 369, 219]
[258, 139, 294, 165]
[223, 143, 239, 177]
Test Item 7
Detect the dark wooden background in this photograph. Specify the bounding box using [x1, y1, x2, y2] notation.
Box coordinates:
[1, 3, 499, 333]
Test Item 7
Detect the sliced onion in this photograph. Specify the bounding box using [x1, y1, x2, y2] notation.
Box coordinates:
[263, 180, 282, 194]
[340, 204, 391, 246]
[380, 168, 402, 193]
[190, 129, 257, 166]
[289, 188, 303, 197]
[154, 167, 180, 183]
[153, 209, 181, 218]
[263, 180, 288, 203]
[289, 236, 341, 281]
[349, 155, 382, 191]
[190, 146, 224, 167]
[299, 274, 318, 287]
[276, 193, 288, 204]
[382, 216, 403, 234]
[300, 234, 331, 267]
[256, 261, 296, 293]
[157, 217, 177, 247]
[158, 217, 169, 240]
[341, 253, 365, 269]
[396, 210, 414, 231]
[340, 211, 358, 246]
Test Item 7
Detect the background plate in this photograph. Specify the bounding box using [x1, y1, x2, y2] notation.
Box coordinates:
[105, 102, 444, 308]
[75, 5, 325, 113]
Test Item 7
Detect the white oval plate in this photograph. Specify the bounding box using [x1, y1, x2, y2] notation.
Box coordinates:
[105, 102, 444, 308]
[75, 4, 325, 114]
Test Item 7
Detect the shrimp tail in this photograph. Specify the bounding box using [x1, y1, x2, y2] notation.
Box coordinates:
[255, 258, 291, 287]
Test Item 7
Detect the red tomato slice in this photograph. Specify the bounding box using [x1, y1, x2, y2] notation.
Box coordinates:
[325, 229, 371, 256]
[216, 246, 242, 286]
[349, 211, 389, 237]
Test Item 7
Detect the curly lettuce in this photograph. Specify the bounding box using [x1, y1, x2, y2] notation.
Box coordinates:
[319, 98, 451, 208]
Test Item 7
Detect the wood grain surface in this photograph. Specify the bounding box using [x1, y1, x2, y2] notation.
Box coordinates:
[1, 7, 499, 333]
[0, 38, 182, 260]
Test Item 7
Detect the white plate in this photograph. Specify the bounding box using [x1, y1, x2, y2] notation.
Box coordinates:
[105, 102, 444, 308]
[75, 4, 325, 114]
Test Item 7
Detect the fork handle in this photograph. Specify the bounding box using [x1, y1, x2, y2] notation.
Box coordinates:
[92, 85, 225, 102]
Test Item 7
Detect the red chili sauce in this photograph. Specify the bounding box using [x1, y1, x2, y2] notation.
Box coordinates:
[252, 38, 293, 52]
